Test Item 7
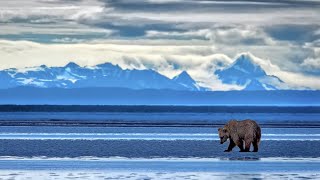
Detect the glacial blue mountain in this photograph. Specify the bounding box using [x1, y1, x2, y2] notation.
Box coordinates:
[0, 62, 204, 91]
[215, 53, 283, 90]
[172, 71, 206, 91]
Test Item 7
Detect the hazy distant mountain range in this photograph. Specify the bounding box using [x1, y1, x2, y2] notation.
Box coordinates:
[215, 54, 285, 91]
[0, 53, 286, 91]
[0, 61, 205, 91]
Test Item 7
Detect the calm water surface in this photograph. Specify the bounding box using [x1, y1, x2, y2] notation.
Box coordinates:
[0, 108, 319, 179]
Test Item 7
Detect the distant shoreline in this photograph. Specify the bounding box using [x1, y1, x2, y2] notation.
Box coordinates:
[0, 105, 319, 113]
[0, 120, 320, 128]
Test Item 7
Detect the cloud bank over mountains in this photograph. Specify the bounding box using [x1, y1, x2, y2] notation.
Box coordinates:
[0, 0, 319, 90]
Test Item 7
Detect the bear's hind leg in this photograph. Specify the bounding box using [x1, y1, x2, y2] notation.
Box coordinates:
[253, 140, 259, 152]
[244, 140, 252, 152]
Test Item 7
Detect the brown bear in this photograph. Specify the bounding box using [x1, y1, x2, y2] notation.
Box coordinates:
[218, 119, 261, 152]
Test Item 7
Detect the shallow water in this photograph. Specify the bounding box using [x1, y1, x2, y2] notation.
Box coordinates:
[0, 108, 319, 179]
[0, 111, 319, 124]
[0, 170, 318, 180]
[0, 127, 319, 159]
[0, 127, 319, 141]
[0, 157, 319, 179]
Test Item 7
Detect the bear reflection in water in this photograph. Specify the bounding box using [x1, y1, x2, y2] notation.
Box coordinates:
[219, 157, 261, 161]
[218, 119, 261, 152]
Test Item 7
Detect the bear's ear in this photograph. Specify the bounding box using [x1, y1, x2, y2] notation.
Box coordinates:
[218, 128, 222, 131]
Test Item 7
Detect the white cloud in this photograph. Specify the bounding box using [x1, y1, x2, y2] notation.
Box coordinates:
[0, 0, 110, 30]
[145, 26, 278, 47]
[0, 23, 114, 36]
[301, 48, 320, 73]
[146, 25, 280, 46]
[273, 71, 320, 90]
[109, 9, 320, 25]
[302, 57, 320, 71]
[145, 29, 212, 40]
[146, 0, 184, 3]
[210, 26, 276, 45]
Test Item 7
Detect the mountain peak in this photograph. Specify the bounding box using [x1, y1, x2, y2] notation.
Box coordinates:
[215, 52, 283, 90]
[177, 70, 191, 78]
[180, 70, 188, 75]
[234, 53, 255, 65]
[65, 62, 80, 68]
[173, 71, 195, 84]
[96, 62, 121, 70]
[216, 53, 267, 84]
[172, 71, 205, 91]
[40, 65, 48, 69]
[230, 53, 266, 76]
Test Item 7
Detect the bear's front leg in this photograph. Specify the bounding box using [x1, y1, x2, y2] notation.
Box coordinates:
[236, 140, 245, 152]
[224, 139, 236, 152]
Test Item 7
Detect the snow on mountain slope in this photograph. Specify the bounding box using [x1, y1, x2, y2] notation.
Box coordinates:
[0, 53, 289, 91]
[0, 62, 204, 91]
[215, 53, 284, 90]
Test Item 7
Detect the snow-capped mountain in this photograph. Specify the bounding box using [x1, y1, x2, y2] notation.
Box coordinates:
[172, 71, 206, 91]
[0, 62, 204, 91]
[0, 53, 288, 91]
[215, 53, 284, 90]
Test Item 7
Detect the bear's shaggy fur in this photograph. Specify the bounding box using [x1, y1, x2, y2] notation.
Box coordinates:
[218, 119, 261, 152]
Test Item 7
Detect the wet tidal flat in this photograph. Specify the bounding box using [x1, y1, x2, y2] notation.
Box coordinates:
[0, 126, 319, 179]
[0, 107, 319, 179]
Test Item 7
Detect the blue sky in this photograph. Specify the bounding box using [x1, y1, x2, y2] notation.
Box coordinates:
[0, 0, 319, 90]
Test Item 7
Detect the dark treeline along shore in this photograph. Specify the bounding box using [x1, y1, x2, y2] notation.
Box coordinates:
[0, 105, 320, 113]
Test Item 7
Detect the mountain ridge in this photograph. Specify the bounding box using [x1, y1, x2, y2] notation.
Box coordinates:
[0, 53, 289, 91]
[215, 53, 285, 90]
[0, 62, 204, 91]
[172, 71, 207, 91]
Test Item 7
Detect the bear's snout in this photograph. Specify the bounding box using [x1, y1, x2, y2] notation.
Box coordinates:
[220, 137, 224, 144]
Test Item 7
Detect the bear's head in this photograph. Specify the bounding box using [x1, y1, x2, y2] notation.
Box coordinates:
[218, 127, 229, 144]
